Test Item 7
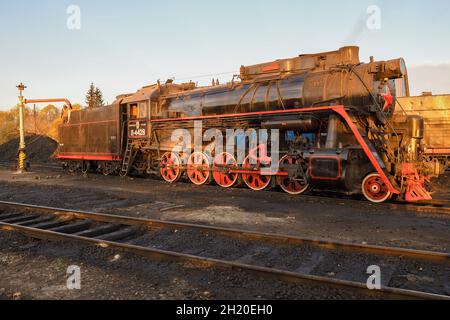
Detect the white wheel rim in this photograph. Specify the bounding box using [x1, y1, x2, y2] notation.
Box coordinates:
[362, 173, 392, 203]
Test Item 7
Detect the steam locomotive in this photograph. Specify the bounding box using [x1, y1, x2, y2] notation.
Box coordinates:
[56, 46, 435, 203]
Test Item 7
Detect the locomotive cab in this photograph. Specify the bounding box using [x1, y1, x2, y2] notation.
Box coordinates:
[119, 90, 153, 140]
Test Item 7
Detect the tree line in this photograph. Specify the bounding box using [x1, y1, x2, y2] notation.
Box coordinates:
[85, 82, 105, 109]
[0, 83, 106, 145]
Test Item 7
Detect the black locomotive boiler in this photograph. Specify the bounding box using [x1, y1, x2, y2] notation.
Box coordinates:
[57, 46, 433, 203]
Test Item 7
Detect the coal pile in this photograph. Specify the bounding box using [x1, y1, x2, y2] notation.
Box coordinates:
[0, 135, 58, 163]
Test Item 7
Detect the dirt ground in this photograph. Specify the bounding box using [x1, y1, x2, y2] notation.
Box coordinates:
[0, 231, 399, 301]
[0, 166, 448, 300]
[431, 174, 450, 200]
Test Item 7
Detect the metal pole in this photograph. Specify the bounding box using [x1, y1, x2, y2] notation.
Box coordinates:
[33, 104, 37, 135]
[16, 83, 27, 173]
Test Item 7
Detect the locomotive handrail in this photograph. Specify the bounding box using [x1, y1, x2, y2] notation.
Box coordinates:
[233, 82, 257, 114]
[348, 66, 401, 164]
[151, 105, 334, 123]
[348, 67, 398, 131]
[120, 119, 129, 153]
[275, 81, 286, 110]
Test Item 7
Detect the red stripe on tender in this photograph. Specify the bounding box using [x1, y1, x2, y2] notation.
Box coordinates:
[60, 120, 117, 127]
[56, 154, 122, 161]
[57, 152, 119, 155]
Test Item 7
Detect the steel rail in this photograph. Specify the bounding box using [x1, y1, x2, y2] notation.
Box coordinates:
[2, 160, 449, 216]
[0, 201, 449, 300]
[0, 201, 448, 262]
[1, 222, 447, 300]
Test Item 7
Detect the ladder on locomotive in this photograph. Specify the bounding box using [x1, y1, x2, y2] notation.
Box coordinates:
[120, 139, 136, 177]
[348, 112, 398, 177]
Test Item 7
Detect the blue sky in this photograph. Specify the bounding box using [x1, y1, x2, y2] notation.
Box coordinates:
[1, 0, 449, 109]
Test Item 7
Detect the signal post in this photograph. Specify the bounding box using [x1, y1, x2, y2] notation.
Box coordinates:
[16, 83, 27, 174]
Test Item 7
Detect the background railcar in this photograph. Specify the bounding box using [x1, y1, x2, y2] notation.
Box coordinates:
[394, 93, 450, 173]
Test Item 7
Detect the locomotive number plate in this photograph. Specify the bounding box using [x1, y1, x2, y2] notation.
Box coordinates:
[129, 121, 148, 138]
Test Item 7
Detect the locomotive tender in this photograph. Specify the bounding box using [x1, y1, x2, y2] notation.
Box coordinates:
[57, 46, 434, 203]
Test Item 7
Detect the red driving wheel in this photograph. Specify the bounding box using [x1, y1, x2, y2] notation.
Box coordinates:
[242, 156, 271, 191]
[362, 173, 392, 203]
[212, 152, 239, 188]
[187, 152, 211, 185]
[160, 152, 182, 183]
[276, 155, 309, 195]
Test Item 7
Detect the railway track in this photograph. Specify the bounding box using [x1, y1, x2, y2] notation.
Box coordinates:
[292, 193, 450, 216]
[391, 202, 450, 216]
[0, 201, 448, 300]
[1, 161, 449, 216]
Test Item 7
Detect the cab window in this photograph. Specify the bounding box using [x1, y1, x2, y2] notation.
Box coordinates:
[130, 104, 138, 119]
[150, 101, 160, 117]
[139, 102, 149, 119]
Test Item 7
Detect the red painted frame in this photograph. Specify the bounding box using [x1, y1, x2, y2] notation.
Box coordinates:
[151, 105, 399, 194]
[332, 106, 399, 194]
